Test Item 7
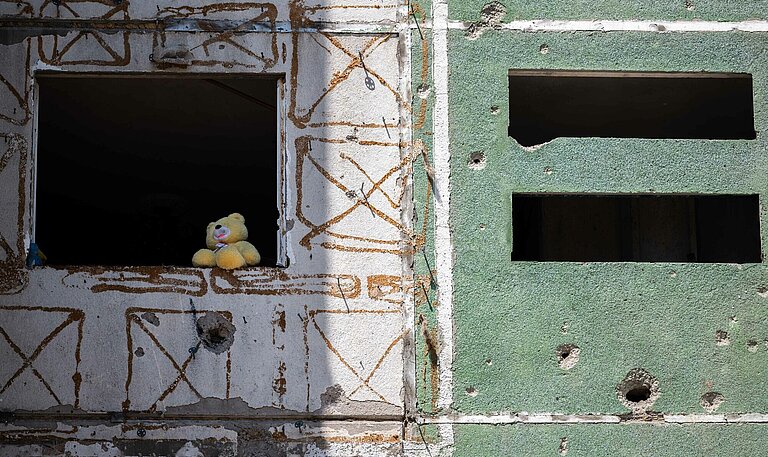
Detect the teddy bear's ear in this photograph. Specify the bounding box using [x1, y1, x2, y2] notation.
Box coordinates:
[207, 222, 215, 230]
[228, 213, 245, 223]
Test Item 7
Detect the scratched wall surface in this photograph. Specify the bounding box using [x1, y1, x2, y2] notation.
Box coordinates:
[0, 1, 423, 455]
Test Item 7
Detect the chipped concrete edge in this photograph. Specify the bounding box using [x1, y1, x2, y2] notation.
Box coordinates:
[431, 0, 456, 455]
[398, 0, 418, 421]
[420, 412, 768, 425]
[420, 19, 768, 32]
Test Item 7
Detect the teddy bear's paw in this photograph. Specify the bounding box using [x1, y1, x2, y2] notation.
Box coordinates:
[216, 245, 247, 270]
[192, 249, 216, 267]
[235, 241, 261, 266]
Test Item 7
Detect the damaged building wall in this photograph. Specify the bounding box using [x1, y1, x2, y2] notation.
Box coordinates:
[3, 0, 768, 456]
[0, 0, 422, 455]
[412, 0, 768, 456]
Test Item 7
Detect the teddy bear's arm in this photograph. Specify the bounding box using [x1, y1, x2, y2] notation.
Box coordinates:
[192, 249, 217, 267]
[216, 245, 248, 269]
[234, 241, 261, 266]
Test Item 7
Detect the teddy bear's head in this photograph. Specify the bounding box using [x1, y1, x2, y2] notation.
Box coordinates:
[205, 213, 249, 249]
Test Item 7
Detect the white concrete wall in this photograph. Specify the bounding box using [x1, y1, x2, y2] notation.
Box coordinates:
[0, 1, 419, 454]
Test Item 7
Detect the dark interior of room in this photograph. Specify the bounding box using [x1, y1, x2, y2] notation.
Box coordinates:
[511, 194, 762, 263]
[508, 70, 756, 147]
[35, 76, 279, 267]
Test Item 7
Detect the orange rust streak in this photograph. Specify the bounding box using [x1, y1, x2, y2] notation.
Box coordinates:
[133, 319, 204, 404]
[0, 325, 62, 404]
[311, 318, 388, 402]
[349, 331, 405, 398]
[150, 340, 204, 412]
[325, 230, 400, 244]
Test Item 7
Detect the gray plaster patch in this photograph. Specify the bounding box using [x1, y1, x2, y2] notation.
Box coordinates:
[555, 344, 580, 370]
[141, 312, 160, 326]
[196, 312, 236, 354]
[616, 368, 660, 414]
[320, 384, 346, 406]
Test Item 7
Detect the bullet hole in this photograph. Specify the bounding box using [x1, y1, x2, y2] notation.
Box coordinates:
[466, 1, 507, 39]
[490, 105, 500, 115]
[747, 340, 759, 353]
[556, 343, 580, 370]
[653, 23, 667, 32]
[685, 0, 695, 11]
[544, 166, 553, 175]
[479, 224, 486, 231]
[134, 347, 145, 357]
[485, 358, 492, 366]
[539, 44, 550, 55]
[669, 271, 677, 278]
[757, 286, 768, 298]
[219, 44, 225, 50]
[715, 330, 730, 346]
[700, 392, 725, 412]
[136, 428, 146, 438]
[345, 189, 358, 200]
[616, 368, 660, 413]
[141, 312, 160, 327]
[196, 312, 236, 354]
[468, 152, 487, 170]
[625, 386, 651, 402]
[558, 437, 568, 456]
[465, 386, 479, 397]
[479, 2, 506, 25]
[560, 322, 569, 334]
[417, 83, 432, 99]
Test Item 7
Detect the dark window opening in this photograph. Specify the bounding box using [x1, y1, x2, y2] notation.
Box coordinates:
[508, 70, 756, 147]
[511, 194, 761, 263]
[35, 76, 280, 267]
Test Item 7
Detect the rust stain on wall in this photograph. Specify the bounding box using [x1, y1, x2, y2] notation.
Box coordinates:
[61, 266, 208, 296]
[211, 268, 361, 298]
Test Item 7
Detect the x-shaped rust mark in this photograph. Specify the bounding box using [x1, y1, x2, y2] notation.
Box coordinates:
[0, 311, 83, 405]
[310, 311, 405, 403]
[130, 317, 204, 412]
[296, 137, 411, 250]
[289, 33, 401, 128]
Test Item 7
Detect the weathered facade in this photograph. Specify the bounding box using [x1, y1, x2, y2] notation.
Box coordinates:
[2, 0, 768, 455]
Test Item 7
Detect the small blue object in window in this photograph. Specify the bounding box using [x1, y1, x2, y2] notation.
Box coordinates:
[26, 243, 47, 268]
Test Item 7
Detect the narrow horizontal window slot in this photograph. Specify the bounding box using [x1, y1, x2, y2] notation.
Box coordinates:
[508, 70, 756, 147]
[511, 194, 761, 263]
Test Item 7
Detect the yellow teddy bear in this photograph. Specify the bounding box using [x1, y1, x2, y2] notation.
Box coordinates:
[192, 213, 261, 269]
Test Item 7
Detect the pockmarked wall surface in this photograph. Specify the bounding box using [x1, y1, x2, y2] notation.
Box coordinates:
[413, 1, 768, 456]
[3, 0, 768, 456]
[0, 1, 426, 455]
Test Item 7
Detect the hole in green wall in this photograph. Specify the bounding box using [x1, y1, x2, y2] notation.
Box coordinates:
[508, 70, 756, 147]
[511, 194, 762, 263]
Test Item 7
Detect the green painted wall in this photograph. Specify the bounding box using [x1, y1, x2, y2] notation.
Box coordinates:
[453, 424, 768, 456]
[447, 30, 768, 415]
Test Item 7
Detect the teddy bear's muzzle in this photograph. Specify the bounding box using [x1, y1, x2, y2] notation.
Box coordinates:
[213, 226, 231, 241]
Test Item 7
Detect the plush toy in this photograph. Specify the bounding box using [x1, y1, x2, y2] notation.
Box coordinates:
[192, 213, 261, 269]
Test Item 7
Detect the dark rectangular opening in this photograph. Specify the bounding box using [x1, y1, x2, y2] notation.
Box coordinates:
[511, 194, 762, 263]
[35, 75, 279, 266]
[508, 70, 756, 147]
